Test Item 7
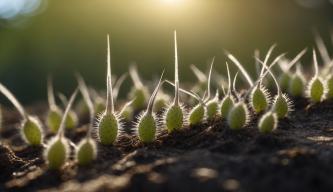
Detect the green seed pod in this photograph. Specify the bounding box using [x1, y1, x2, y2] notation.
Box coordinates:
[47, 108, 62, 133]
[220, 96, 234, 118]
[227, 102, 249, 130]
[76, 138, 97, 166]
[98, 113, 119, 145]
[289, 73, 305, 97]
[22, 117, 43, 146]
[189, 104, 205, 125]
[128, 87, 149, 110]
[306, 50, 327, 103]
[250, 86, 270, 113]
[65, 110, 78, 129]
[258, 111, 278, 133]
[326, 74, 333, 99]
[138, 114, 156, 143]
[206, 99, 219, 120]
[165, 105, 184, 132]
[44, 137, 69, 170]
[272, 94, 290, 119]
[278, 73, 291, 92]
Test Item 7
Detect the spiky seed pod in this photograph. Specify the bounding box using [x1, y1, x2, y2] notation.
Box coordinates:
[47, 108, 62, 133]
[165, 105, 184, 132]
[164, 31, 185, 133]
[45, 88, 78, 170]
[138, 114, 156, 143]
[206, 98, 219, 120]
[272, 94, 290, 119]
[289, 73, 305, 97]
[44, 136, 69, 170]
[0, 83, 44, 146]
[76, 138, 97, 166]
[22, 117, 43, 146]
[258, 111, 278, 133]
[326, 74, 333, 99]
[227, 102, 249, 130]
[306, 50, 327, 103]
[189, 104, 205, 125]
[250, 85, 270, 113]
[220, 96, 235, 118]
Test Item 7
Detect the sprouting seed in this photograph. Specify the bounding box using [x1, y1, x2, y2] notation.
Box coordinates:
[0, 83, 43, 146]
[97, 35, 123, 145]
[288, 64, 305, 97]
[227, 102, 250, 130]
[128, 65, 149, 110]
[58, 93, 79, 130]
[136, 71, 164, 143]
[75, 74, 97, 166]
[277, 48, 307, 91]
[256, 58, 292, 119]
[220, 62, 235, 119]
[46, 77, 63, 133]
[306, 50, 327, 102]
[258, 111, 278, 133]
[44, 88, 78, 170]
[164, 31, 185, 133]
[206, 91, 219, 120]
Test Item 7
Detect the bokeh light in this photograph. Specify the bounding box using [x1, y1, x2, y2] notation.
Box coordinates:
[0, 0, 44, 20]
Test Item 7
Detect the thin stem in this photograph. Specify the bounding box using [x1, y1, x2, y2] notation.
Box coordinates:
[226, 62, 231, 95]
[314, 32, 330, 65]
[146, 71, 164, 114]
[113, 73, 127, 102]
[286, 48, 307, 71]
[313, 49, 319, 77]
[256, 58, 281, 95]
[106, 34, 114, 114]
[0, 83, 27, 119]
[190, 65, 206, 83]
[206, 57, 215, 100]
[174, 30, 179, 106]
[129, 65, 144, 88]
[47, 76, 57, 110]
[57, 88, 79, 138]
[226, 51, 254, 87]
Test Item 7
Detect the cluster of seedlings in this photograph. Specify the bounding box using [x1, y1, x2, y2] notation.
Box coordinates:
[1, 31, 333, 170]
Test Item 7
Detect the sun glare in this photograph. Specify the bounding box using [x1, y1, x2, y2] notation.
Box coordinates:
[161, 0, 185, 6]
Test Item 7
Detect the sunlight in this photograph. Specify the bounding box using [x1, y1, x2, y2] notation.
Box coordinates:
[161, 0, 186, 6]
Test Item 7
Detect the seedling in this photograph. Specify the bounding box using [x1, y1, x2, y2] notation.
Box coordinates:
[164, 31, 185, 132]
[220, 62, 235, 119]
[46, 77, 63, 133]
[256, 58, 292, 119]
[289, 64, 305, 97]
[128, 65, 149, 110]
[306, 50, 327, 102]
[44, 88, 78, 170]
[97, 35, 123, 145]
[0, 83, 43, 146]
[136, 72, 164, 143]
[75, 74, 97, 166]
[258, 111, 278, 133]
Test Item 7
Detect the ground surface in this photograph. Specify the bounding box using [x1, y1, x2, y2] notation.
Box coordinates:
[1, 99, 333, 192]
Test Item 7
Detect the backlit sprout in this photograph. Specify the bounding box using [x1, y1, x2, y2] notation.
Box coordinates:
[136, 71, 164, 143]
[75, 74, 97, 166]
[289, 64, 305, 97]
[46, 77, 63, 134]
[44, 88, 78, 170]
[203, 58, 219, 120]
[97, 35, 123, 145]
[226, 72, 250, 130]
[58, 93, 79, 129]
[220, 62, 235, 119]
[258, 111, 278, 133]
[256, 58, 292, 119]
[164, 31, 185, 133]
[306, 50, 327, 102]
[128, 65, 149, 110]
[190, 64, 207, 94]
[277, 48, 307, 91]
[0, 83, 43, 146]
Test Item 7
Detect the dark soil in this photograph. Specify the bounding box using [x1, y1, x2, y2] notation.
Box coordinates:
[1, 99, 333, 192]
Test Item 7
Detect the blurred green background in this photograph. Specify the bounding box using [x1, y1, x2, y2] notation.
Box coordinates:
[0, 0, 333, 104]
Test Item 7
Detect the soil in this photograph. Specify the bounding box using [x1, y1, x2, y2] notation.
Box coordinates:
[1, 98, 333, 192]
